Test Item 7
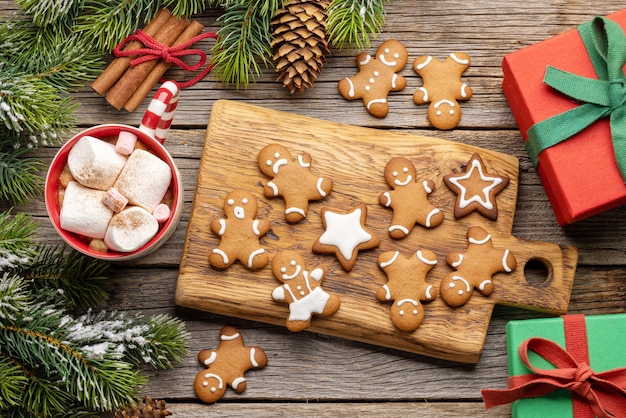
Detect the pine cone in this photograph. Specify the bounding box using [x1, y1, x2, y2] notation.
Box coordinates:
[114, 395, 172, 418]
[271, 0, 331, 93]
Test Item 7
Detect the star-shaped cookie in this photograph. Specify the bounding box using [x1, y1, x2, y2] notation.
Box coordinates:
[443, 153, 509, 221]
[313, 203, 381, 271]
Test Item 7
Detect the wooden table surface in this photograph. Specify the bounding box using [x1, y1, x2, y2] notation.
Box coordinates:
[4, 1, 626, 416]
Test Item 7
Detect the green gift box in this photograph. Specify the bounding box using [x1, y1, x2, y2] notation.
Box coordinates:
[482, 314, 626, 418]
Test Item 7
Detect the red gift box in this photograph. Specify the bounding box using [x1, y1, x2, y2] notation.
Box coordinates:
[502, 9, 626, 226]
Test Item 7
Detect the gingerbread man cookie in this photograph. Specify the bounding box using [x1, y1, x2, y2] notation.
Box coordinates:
[377, 250, 438, 332]
[209, 189, 271, 270]
[379, 157, 444, 239]
[258, 144, 333, 223]
[412, 52, 472, 130]
[443, 153, 509, 221]
[338, 39, 408, 118]
[440, 226, 516, 307]
[312, 203, 381, 271]
[194, 326, 268, 404]
[271, 250, 341, 332]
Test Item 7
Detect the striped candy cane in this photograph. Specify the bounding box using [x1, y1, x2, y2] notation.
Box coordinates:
[139, 80, 180, 144]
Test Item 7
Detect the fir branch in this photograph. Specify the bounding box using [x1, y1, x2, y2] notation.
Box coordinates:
[0, 355, 28, 410]
[327, 0, 388, 49]
[211, 1, 279, 88]
[15, 0, 85, 28]
[162, 0, 213, 17]
[15, 245, 110, 310]
[0, 211, 38, 270]
[0, 148, 45, 206]
[0, 274, 31, 322]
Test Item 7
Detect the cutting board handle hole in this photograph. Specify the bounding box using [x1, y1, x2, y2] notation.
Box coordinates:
[523, 257, 553, 287]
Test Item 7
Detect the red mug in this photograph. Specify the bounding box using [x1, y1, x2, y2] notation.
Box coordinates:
[45, 81, 183, 260]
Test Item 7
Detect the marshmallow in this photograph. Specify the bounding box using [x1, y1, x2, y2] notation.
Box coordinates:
[152, 203, 171, 224]
[67, 135, 127, 190]
[114, 149, 172, 212]
[102, 187, 128, 213]
[104, 206, 159, 252]
[59, 181, 113, 239]
[115, 131, 138, 155]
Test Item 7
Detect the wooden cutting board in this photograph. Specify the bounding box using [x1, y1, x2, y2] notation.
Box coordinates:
[175, 100, 578, 364]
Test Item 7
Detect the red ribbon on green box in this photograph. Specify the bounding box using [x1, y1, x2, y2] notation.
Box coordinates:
[481, 314, 626, 418]
[525, 17, 626, 183]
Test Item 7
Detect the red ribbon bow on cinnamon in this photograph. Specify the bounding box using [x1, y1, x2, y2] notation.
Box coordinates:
[113, 29, 218, 88]
[481, 337, 626, 418]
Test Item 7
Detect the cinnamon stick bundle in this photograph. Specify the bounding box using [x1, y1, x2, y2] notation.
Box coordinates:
[91, 8, 171, 96]
[104, 14, 191, 110]
[124, 20, 205, 112]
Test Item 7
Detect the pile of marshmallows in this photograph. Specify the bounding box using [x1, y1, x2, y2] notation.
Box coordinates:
[59, 131, 172, 253]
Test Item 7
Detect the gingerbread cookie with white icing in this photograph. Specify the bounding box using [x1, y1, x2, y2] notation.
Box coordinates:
[338, 39, 408, 118]
[377, 250, 438, 332]
[209, 189, 271, 270]
[379, 157, 444, 239]
[194, 326, 268, 404]
[271, 250, 341, 332]
[443, 153, 509, 221]
[413, 52, 472, 130]
[440, 226, 516, 307]
[312, 203, 381, 271]
[258, 144, 333, 223]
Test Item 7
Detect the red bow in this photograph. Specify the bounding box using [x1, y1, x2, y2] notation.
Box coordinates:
[113, 30, 218, 88]
[481, 337, 626, 418]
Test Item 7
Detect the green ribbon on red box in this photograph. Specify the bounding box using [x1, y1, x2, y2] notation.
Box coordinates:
[525, 16, 626, 183]
[481, 315, 626, 418]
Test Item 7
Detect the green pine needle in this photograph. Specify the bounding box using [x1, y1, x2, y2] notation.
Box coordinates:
[0, 211, 38, 269]
[327, 0, 388, 49]
[0, 149, 45, 206]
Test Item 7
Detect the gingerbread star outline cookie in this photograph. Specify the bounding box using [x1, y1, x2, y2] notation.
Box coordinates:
[443, 153, 510, 221]
[194, 326, 268, 404]
[313, 203, 381, 271]
[271, 250, 341, 332]
[440, 226, 516, 307]
[379, 157, 444, 238]
[377, 249, 438, 332]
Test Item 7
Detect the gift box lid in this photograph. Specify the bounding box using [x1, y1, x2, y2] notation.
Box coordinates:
[502, 9, 626, 225]
[506, 313, 626, 417]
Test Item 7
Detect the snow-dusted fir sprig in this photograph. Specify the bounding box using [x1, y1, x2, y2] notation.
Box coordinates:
[327, 0, 389, 49]
[0, 211, 38, 271]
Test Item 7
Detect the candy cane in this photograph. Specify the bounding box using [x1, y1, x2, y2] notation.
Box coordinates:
[139, 80, 180, 144]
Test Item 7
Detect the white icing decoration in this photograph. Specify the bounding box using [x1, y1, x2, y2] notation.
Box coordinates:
[274, 152, 280, 158]
[479, 279, 492, 291]
[250, 348, 259, 367]
[266, 159, 272, 166]
[416, 250, 437, 265]
[461, 83, 469, 98]
[242, 198, 248, 204]
[316, 177, 327, 197]
[389, 225, 409, 235]
[425, 285, 434, 300]
[374, 71, 379, 76]
[212, 249, 229, 264]
[365, 86, 371, 91]
[227, 199, 234, 205]
[451, 254, 464, 268]
[318, 207, 372, 261]
[369, 78, 375, 83]
[469, 234, 491, 245]
[247, 248, 265, 268]
[310, 268, 323, 281]
[202, 381, 208, 387]
[345, 77, 356, 97]
[267, 181, 279, 196]
[232, 377, 246, 390]
[451, 275, 471, 292]
[391, 73, 398, 88]
[382, 191, 391, 207]
[359, 55, 372, 66]
[434, 99, 455, 109]
[203, 351, 217, 365]
[425, 208, 440, 228]
[221, 332, 240, 341]
[502, 249, 513, 272]
[394, 53, 399, 59]
[382, 284, 391, 300]
[203, 373, 224, 390]
[252, 219, 261, 236]
[449, 109, 455, 115]
[418, 87, 428, 101]
[394, 174, 412, 186]
[286, 285, 331, 321]
[286, 207, 306, 217]
[281, 263, 301, 280]
[422, 180, 432, 193]
[415, 56, 432, 70]
[397, 299, 418, 308]
[272, 286, 286, 301]
[379, 53, 397, 67]
[450, 52, 469, 65]
[447, 158, 504, 210]
[234, 205, 245, 220]
[218, 219, 226, 235]
[298, 155, 310, 168]
[367, 98, 387, 109]
[272, 158, 288, 174]
[380, 251, 399, 269]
